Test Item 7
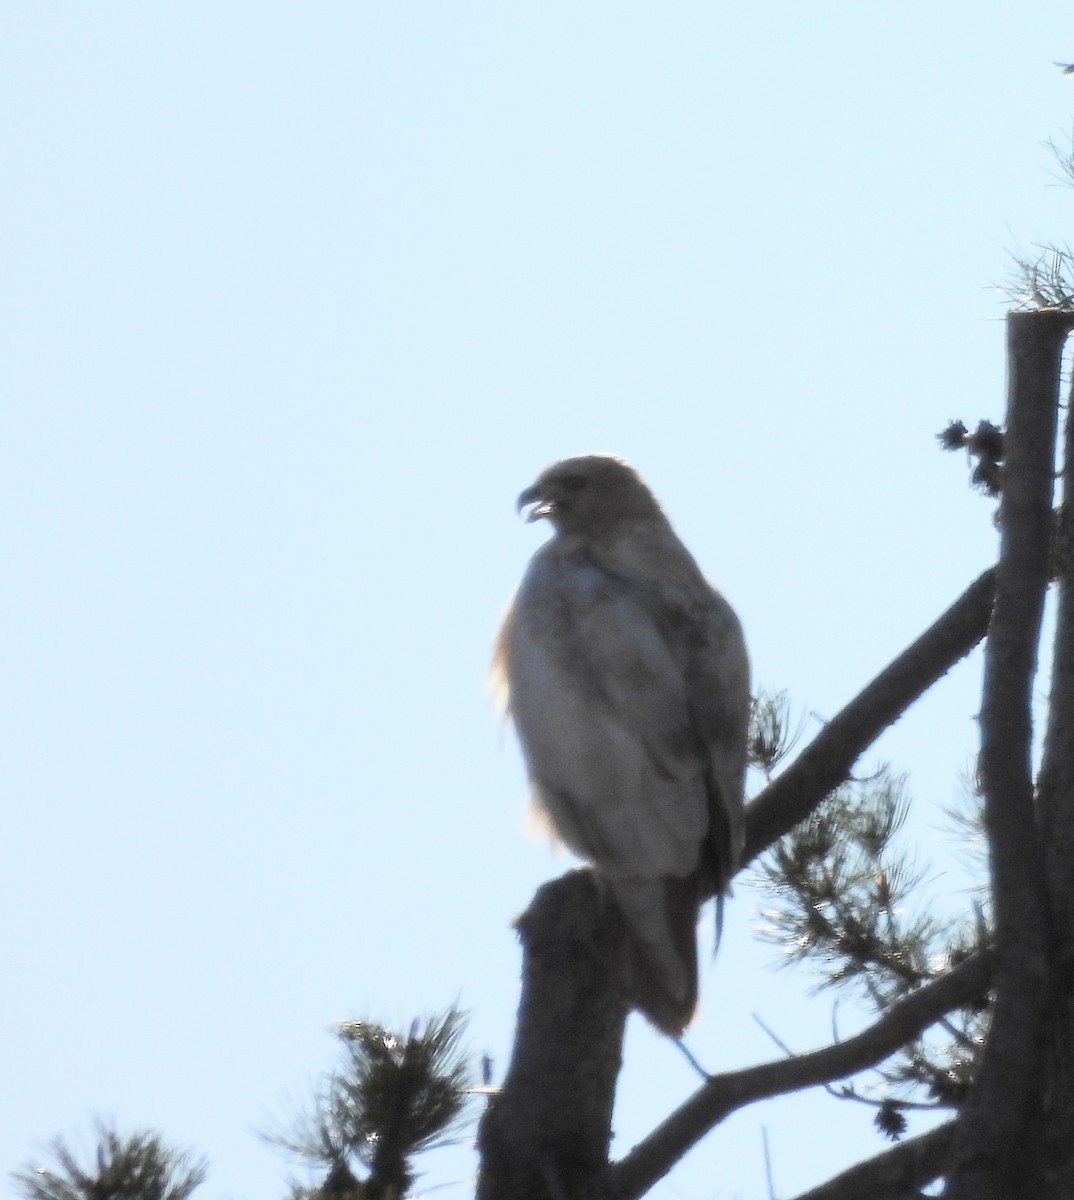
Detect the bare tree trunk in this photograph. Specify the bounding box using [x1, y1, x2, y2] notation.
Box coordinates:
[476, 870, 629, 1200]
[1032, 343, 1074, 1192]
[945, 309, 1074, 1199]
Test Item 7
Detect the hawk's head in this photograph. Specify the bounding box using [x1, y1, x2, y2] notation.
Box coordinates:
[516, 454, 663, 538]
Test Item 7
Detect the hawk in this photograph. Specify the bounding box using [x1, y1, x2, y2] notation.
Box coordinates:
[492, 454, 749, 1034]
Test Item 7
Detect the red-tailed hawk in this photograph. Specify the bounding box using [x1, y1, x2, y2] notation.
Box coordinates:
[492, 454, 750, 1035]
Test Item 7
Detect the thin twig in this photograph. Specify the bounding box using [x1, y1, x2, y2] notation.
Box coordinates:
[762, 1126, 776, 1200]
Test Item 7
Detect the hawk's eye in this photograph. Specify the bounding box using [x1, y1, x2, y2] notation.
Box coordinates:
[561, 475, 587, 494]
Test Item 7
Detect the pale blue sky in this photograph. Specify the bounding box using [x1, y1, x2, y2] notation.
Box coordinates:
[2, 4, 1072, 1197]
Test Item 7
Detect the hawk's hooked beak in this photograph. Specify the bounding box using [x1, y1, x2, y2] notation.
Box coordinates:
[516, 483, 554, 522]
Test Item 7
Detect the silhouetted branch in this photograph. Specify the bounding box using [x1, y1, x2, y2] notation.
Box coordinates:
[788, 1120, 956, 1200]
[13, 1124, 207, 1200]
[744, 568, 996, 864]
[609, 951, 993, 1199]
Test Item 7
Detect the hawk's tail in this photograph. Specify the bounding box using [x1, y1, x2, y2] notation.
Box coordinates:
[608, 874, 702, 1037]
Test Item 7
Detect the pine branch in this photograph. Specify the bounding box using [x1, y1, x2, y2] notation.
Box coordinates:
[608, 950, 993, 1200]
[753, 770, 992, 1106]
[13, 1125, 207, 1200]
[268, 1008, 473, 1199]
